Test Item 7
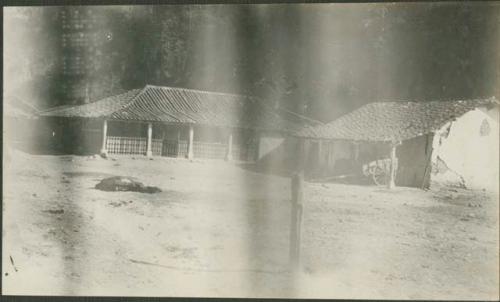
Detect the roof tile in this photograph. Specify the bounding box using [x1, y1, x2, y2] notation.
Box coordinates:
[40, 85, 303, 132]
[297, 97, 499, 142]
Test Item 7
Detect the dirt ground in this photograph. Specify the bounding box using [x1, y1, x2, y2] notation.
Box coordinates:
[2, 150, 499, 299]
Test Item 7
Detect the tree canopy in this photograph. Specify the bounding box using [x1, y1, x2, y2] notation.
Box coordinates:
[4, 3, 499, 121]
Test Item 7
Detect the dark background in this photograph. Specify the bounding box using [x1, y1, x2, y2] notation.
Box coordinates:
[3, 2, 500, 122]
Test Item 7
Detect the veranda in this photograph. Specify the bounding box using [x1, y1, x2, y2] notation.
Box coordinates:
[46, 117, 258, 161]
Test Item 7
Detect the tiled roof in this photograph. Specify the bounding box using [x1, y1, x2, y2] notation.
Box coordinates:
[296, 97, 499, 142]
[3, 95, 39, 119]
[40, 89, 142, 118]
[40, 85, 303, 132]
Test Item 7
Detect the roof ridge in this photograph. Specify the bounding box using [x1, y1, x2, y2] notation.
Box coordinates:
[39, 103, 75, 114]
[297, 96, 499, 141]
[261, 102, 324, 126]
[369, 96, 498, 104]
[118, 87, 148, 111]
[144, 84, 256, 100]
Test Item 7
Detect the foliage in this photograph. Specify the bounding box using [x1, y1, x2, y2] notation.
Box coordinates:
[4, 4, 499, 121]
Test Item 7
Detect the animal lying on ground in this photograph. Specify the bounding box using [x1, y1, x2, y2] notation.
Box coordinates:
[95, 176, 161, 194]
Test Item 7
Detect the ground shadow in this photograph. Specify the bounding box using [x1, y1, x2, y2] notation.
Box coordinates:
[236, 161, 376, 188]
[10, 142, 98, 156]
[236, 161, 295, 178]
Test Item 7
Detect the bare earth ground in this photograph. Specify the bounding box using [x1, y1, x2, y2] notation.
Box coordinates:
[2, 150, 499, 299]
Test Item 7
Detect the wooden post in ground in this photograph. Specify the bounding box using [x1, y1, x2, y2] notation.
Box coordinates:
[225, 131, 233, 161]
[187, 124, 194, 160]
[289, 172, 304, 271]
[289, 138, 306, 271]
[146, 122, 153, 157]
[100, 119, 108, 156]
[387, 141, 399, 189]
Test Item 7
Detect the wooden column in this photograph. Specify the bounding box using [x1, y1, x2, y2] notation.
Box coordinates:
[225, 132, 233, 161]
[387, 141, 399, 189]
[289, 137, 307, 271]
[146, 122, 153, 157]
[187, 124, 194, 160]
[176, 128, 181, 158]
[317, 140, 323, 167]
[327, 142, 335, 168]
[297, 138, 307, 172]
[289, 172, 304, 271]
[353, 142, 360, 163]
[161, 124, 167, 140]
[421, 133, 435, 189]
[100, 119, 108, 155]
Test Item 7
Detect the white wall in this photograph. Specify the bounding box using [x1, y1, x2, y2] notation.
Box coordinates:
[258, 135, 285, 160]
[431, 107, 499, 192]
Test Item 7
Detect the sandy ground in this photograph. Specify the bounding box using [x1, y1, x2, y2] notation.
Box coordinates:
[2, 150, 499, 299]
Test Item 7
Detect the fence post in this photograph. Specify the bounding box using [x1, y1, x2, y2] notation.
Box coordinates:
[290, 172, 304, 271]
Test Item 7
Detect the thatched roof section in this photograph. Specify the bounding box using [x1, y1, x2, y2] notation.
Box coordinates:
[296, 97, 499, 142]
[40, 85, 305, 132]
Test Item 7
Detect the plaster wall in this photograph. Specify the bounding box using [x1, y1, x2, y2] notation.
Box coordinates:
[431, 107, 499, 192]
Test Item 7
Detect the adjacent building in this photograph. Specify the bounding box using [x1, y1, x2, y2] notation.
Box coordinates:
[297, 97, 499, 191]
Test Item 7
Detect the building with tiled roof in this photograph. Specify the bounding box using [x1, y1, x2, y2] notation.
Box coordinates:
[41, 85, 304, 132]
[38, 85, 308, 161]
[296, 97, 499, 142]
[295, 97, 499, 191]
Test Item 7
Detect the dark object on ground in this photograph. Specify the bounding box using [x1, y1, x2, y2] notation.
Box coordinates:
[45, 209, 64, 214]
[100, 152, 108, 159]
[95, 176, 161, 194]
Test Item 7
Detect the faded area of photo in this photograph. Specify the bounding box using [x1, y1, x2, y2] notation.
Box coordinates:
[2, 3, 499, 300]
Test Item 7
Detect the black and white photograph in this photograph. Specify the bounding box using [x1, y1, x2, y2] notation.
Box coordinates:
[2, 2, 499, 299]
